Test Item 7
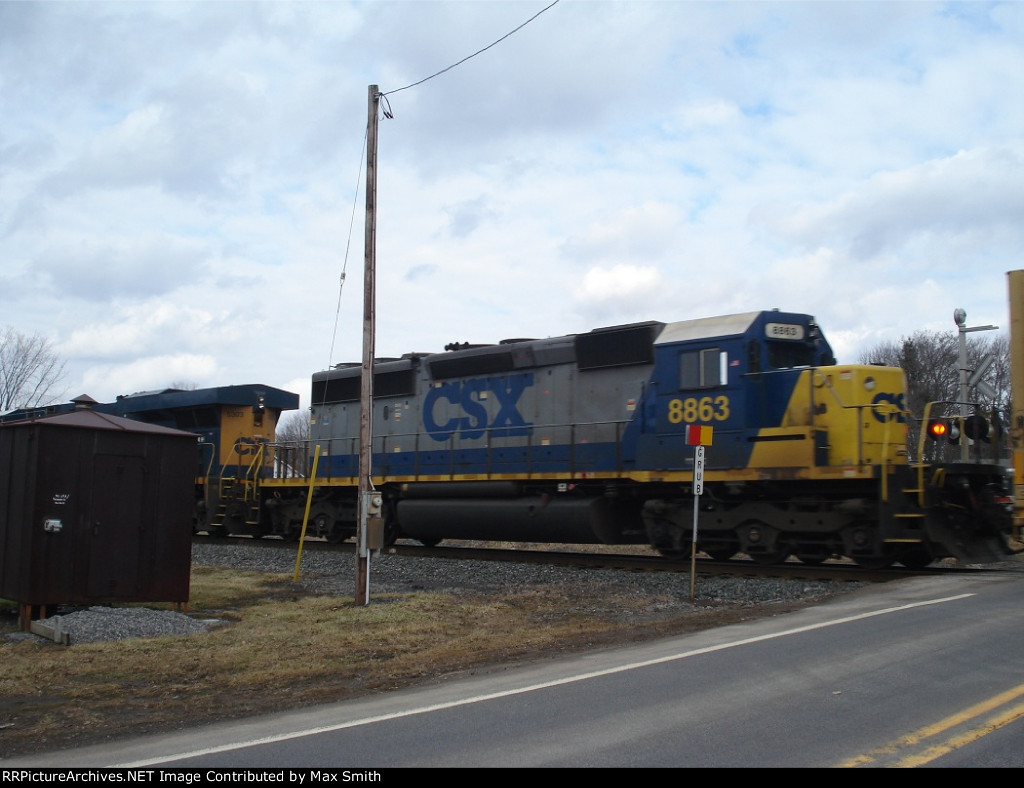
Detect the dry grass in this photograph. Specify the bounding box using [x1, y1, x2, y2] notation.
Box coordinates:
[6, 539, 1020, 759]
[0, 564, 765, 759]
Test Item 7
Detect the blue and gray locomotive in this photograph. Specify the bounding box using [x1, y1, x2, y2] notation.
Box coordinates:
[260, 309, 1013, 567]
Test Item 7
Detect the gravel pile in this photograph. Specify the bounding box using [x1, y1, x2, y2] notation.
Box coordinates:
[23, 606, 212, 644]
[6, 541, 865, 646]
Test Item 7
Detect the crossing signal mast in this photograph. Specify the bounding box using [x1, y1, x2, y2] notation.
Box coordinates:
[923, 309, 999, 461]
[954, 308, 998, 462]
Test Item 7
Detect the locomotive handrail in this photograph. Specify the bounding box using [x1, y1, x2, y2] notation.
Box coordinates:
[875, 400, 903, 502]
[274, 442, 312, 478]
[217, 440, 266, 507]
[375, 419, 626, 481]
[915, 400, 942, 508]
[197, 440, 217, 525]
[267, 418, 631, 483]
[243, 441, 265, 490]
[273, 384, 915, 486]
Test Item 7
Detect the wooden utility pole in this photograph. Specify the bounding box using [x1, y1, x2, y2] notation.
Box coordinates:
[356, 85, 380, 605]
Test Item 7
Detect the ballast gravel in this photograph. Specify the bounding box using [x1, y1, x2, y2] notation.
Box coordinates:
[7, 541, 868, 646]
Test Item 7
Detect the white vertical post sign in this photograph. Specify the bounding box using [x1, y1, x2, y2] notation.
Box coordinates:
[690, 444, 704, 601]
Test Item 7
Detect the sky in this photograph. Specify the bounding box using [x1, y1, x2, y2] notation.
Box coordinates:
[3, 0, 1024, 414]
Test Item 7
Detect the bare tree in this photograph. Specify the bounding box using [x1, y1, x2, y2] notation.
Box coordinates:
[275, 409, 311, 476]
[860, 329, 1010, 462]
[0, 327, 67, 411]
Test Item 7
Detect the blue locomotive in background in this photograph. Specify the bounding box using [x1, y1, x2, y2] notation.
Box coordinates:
[260, 309, 1013, 568]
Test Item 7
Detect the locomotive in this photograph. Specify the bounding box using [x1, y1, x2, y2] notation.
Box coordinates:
[257, 309, 1014, 568]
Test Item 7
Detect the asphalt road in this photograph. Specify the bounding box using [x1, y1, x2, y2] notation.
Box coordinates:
[5, 562, 1024, 769]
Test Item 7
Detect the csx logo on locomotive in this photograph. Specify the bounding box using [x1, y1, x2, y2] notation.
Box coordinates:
[233, 437, 260, 455]
[423, 373, 534, 441]
[871, 392, 906, 423]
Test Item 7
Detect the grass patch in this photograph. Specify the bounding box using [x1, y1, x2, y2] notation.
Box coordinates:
[0, 564, 694, 758]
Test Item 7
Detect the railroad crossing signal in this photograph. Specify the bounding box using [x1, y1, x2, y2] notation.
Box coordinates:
[926, 419, 948, 440]
[964, 413, 990, 442]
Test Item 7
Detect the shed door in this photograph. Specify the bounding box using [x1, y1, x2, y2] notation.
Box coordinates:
[86, 455, 143, 598]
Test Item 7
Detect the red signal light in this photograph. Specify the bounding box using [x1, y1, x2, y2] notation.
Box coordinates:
[964, 414, 990, 442]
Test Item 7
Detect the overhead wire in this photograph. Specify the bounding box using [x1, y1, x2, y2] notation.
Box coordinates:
[324, 0, 562, 410]
[328, 126, 367, 373]
[380, 0, 562, 101]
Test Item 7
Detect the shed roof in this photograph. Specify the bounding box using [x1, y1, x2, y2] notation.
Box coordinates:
[4, 407, 198, 437]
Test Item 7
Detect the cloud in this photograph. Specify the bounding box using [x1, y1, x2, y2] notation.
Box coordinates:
[29, 230, 208, 301]
[59, 302, 222, 361]
[1, 0, 1021, 405]
[76, 353, 219, 399]
[574, 263, 665, 325]
[770, 145, 1024, 260]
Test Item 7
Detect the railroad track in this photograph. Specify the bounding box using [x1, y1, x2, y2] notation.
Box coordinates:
[389, 544, 974, 583]
[194, 533, 984, 584]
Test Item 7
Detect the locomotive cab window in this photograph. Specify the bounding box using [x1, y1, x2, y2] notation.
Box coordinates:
[766, 341, 816, 369]
[680, 348, 726, 389]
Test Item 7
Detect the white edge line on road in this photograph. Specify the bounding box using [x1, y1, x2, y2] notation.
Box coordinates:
[115, 592, 974, 767]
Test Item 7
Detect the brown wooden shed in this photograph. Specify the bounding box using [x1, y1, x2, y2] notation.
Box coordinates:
[0, 404, 198, 630]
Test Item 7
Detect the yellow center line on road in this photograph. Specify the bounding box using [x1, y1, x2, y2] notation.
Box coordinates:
[838, 684, 1024, 767]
